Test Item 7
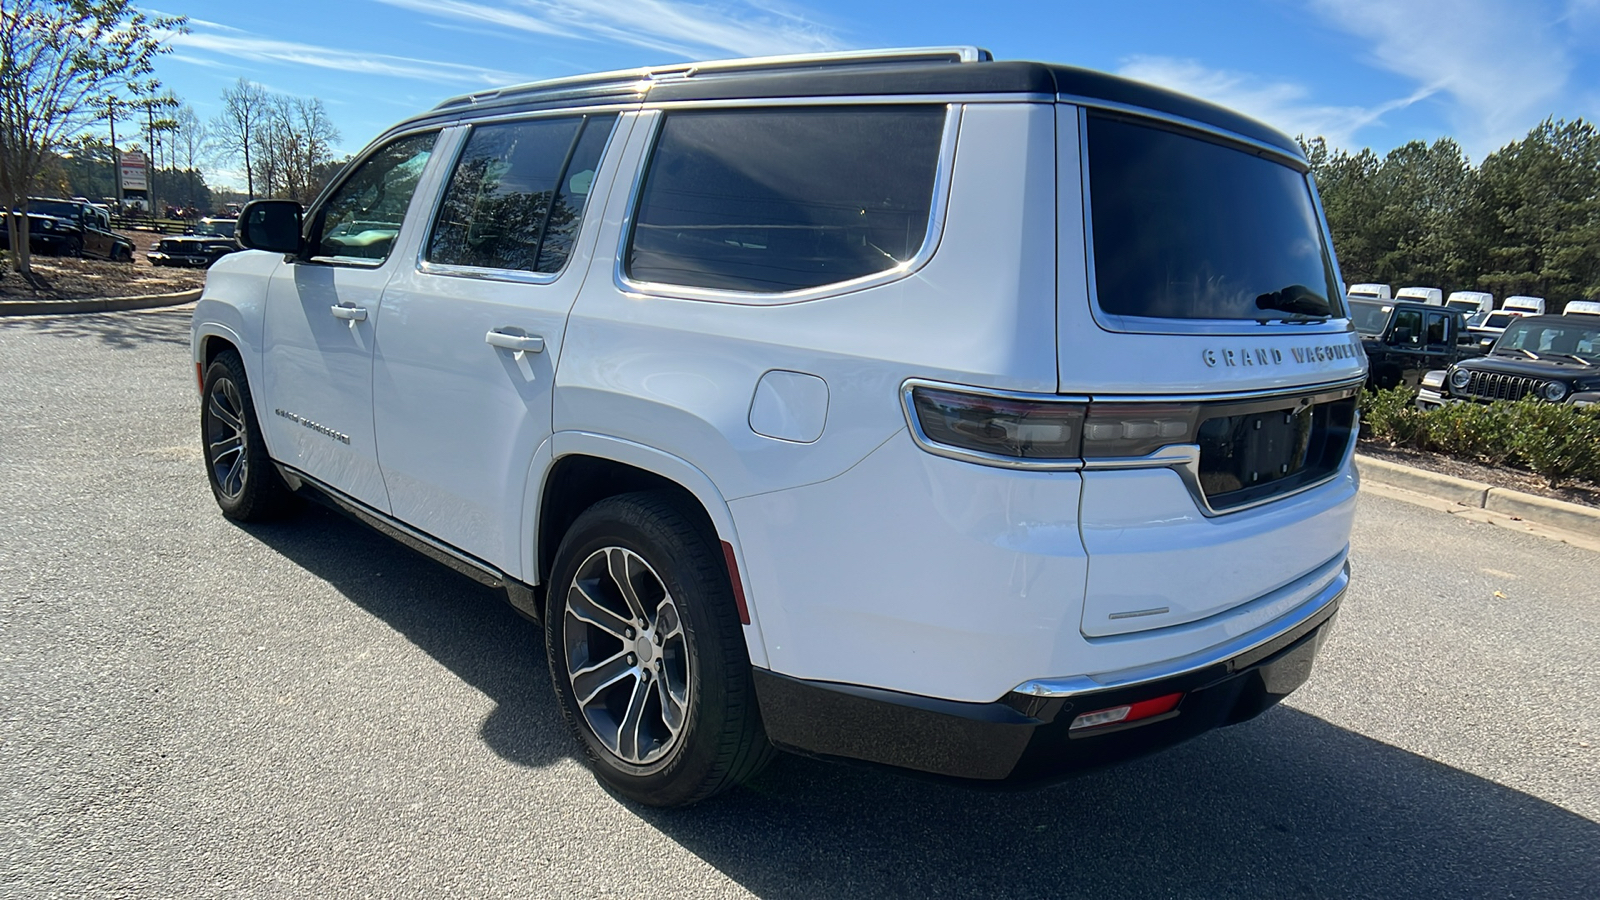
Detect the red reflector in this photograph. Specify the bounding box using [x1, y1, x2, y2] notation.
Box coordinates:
[721, 541, 750, 625]
[195, 362, 203, 394]
[1124, 692, 1183, 721]
[1070, 692, 1184, 731]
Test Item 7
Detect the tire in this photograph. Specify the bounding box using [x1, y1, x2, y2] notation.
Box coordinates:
[61, 237, 82, 258]
[546, 491, 772, 807]
[201, 350, 297, 521]
[113, 244, 133, 262]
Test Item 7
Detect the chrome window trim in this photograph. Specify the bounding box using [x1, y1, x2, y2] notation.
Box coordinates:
[641, 93, 1051, 110]
[1069, 102, 1355, 339]
[413, 111, 625, 285]
[614, 102, 963, 306]
[899, 376, 1362, 515]
[1011, 558, 1348, 698]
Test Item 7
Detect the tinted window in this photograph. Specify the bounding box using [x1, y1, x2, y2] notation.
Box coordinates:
[428, 114, 616, 274]
[313, 131, 437, 262]
[1425, 312, 1449, 344]
[1087, 115, 1342, 321]
[1391, 309, 1423, 345]
[1349, 299, 1390, 335]
[626, 106, 946, 293]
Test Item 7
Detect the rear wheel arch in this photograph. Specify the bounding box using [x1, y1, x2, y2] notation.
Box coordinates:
[533, 440, 766, 669]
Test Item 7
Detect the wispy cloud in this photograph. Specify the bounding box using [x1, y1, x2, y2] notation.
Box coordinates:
[1307, 0, 1576, 156]
[166, 28, 525, 86]
[372, 0, 842, 59]
[1116, 56, 1435, 149]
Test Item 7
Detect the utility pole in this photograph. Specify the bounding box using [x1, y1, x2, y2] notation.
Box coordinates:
[107, 96, 122, 209]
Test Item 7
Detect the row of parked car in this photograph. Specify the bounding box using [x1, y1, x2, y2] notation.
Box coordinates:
[1346, 283, 1600, 409]
[2, 196, 242, 269]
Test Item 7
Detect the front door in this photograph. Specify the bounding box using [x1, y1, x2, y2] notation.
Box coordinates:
[372, 112, 627, 577]
[259, 130, 441, 512]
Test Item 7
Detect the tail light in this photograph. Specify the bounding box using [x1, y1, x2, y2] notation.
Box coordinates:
[907, 385, 1201, 464]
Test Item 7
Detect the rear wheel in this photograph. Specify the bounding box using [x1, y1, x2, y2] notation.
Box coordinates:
[201, 350, 297, 521]
[546, 491, 772, 807]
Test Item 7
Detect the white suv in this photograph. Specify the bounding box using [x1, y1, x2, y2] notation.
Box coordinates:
[192, 48, 1365, 806]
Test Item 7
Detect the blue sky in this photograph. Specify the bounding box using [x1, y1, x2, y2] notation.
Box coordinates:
[143, 0, 1600, 189]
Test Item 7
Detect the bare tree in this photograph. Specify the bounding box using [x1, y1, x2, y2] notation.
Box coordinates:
[0, 0, 184, 276]
[211, 79, 269, 199]
[252, 94, 340, 204]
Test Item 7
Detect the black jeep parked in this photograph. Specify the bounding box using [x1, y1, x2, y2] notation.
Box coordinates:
[1417, 315, 1600, 409]
[147, 218, 240, 267]
[1354, 299, 1484, 390]
[1, 198, 135, 260]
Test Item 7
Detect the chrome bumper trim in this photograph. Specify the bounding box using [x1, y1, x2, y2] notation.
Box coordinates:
[1011, 561, 1348, 699]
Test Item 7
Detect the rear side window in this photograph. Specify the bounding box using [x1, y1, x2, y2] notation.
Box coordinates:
[1087, 114, 1342, 322]
[428, 114, 617, 274]
[626, 106, 946, 293]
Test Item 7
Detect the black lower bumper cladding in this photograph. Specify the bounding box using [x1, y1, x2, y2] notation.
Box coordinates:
[753, 594, 1340, 784]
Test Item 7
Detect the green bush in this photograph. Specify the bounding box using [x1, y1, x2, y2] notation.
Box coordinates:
[1426, 400, 1518, 466]
[1504, 400, 1600, 487]
[1359, 386, 1600, 488]
[1360, 386, 1429, 448]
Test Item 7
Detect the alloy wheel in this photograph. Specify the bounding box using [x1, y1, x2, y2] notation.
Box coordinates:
[206, 376, 249, 501]
[563, 546, 691, 766]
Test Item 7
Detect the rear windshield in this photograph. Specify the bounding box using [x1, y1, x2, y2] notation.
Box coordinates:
[1482, 313, 1517, 329]
[1086, 114, 1341, 322]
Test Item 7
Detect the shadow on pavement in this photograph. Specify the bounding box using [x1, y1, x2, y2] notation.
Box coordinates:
[241, 503, 571, 770]
[247, 505, 1599, 899]
[0, 306, 192, 350]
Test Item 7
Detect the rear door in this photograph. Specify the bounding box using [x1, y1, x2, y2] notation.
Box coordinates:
[371, 112, 627, 576]
[1057, 104, 1363, 638]
[259, 130, 441, 512]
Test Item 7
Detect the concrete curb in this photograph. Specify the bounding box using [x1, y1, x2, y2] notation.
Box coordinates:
[0, 288, 200, 317]
[1356, 454, 1600, 539]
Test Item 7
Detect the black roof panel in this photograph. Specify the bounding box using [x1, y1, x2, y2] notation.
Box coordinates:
[392, 56, 1301, 159]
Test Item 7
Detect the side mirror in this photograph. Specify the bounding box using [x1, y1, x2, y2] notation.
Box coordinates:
[237, 199, 304, 255]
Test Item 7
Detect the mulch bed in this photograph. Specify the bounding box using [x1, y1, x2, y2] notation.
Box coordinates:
[0, 229, 205, 302]
[1359, 441, 1600, 509]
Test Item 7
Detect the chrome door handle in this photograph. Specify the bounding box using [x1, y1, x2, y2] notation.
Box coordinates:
[330, 305, 367, 322]
[485, 330, 545, 353]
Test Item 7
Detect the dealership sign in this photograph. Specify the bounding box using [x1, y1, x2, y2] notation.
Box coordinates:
[118, 150, 148, 191]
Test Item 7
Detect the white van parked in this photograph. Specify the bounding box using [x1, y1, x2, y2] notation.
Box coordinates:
[191, 47, 1361, 806]
[1564, 300, 1600, 317]
[1504, 295, 1547, 316]
[1395, 286, 1443, 305]
[1347, 283, 1391, 301]
[1445, 291, 1494, 317]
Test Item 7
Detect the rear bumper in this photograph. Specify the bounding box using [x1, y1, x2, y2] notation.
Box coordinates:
[754, 572, 1343, 784]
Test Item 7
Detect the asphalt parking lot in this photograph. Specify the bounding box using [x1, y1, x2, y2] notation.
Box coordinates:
[3, 307, 1597, 898]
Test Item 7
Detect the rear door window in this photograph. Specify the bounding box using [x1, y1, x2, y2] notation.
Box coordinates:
[1086, 114, 1342, 323]
[625, 106, 946, 294]
[428, 113, 617, 275]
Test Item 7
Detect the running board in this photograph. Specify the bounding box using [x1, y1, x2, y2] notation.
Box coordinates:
[275, 464, 543, 622]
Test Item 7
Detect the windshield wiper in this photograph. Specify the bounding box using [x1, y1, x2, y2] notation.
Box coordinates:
[1500, 347, 1541, 360]
[1255, 284, 1332, 319]
[1560, 354, 1598, 365]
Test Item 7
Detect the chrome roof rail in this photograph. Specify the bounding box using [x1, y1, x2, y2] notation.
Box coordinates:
[433, 46, 991, 111]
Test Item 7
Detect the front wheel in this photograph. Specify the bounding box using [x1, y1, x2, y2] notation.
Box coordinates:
[201, 350, 297, 521]
[546, 492, 772, 807]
